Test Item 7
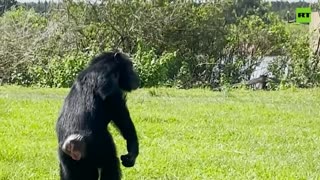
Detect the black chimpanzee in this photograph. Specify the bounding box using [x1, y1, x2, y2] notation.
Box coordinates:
[56, 51, 140, 180]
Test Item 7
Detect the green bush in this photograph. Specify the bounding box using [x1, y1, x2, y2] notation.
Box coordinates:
[0, 7, 47, 84]
[0, 1, 317, 89]
[28, 53, 90, 88]
[133, 42, 177, 87]
[269, 34, 320, 88]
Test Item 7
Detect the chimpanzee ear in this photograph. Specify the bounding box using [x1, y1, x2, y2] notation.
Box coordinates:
[114, 52, 122, 63]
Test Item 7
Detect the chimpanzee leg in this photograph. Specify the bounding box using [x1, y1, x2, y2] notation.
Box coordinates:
[59, 149, 98, 180]
[97, 133, 121, 180]
[100, 155, 121, 180]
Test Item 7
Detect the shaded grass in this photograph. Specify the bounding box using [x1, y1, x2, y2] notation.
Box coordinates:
[1, 86, 320, 179]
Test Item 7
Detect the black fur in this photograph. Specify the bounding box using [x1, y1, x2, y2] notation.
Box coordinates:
[56, 51, 140, 180]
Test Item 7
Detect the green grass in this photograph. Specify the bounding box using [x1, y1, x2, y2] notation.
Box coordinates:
[1, 86, 320, 179]
[286, 23, 309, 38]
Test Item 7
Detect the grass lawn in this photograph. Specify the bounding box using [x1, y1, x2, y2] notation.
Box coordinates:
[286, 23, 309, 39]
[1, 86, 320, 179]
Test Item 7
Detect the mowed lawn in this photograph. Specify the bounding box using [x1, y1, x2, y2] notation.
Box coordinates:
[1, 86, 320, 179]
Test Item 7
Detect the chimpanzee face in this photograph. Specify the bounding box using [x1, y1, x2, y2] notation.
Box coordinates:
[115, 53, 140, 92]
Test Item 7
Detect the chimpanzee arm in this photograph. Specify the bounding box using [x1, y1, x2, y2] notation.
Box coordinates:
[110, 92, 139, 167]
[114, 104, 139, 155]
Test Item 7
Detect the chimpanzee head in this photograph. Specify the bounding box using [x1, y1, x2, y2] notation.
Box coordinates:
[114, 52, 140, 92]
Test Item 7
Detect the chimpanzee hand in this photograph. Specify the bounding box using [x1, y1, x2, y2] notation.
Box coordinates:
[120, 153, 136, 167]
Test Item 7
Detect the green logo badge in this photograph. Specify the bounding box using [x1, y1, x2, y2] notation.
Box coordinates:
[296, 7, 311, 23]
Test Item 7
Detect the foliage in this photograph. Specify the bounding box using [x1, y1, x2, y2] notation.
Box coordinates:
[0, 7, 47, 85]
[269, 33, 320, 88]
[219, 13, 289, 87]
[133, 41, 177, 87]
[0, 1, 318, 89]
[270, 1, 317, 21]
[28, 53, 90, 87]
[0, 0, 17, 15]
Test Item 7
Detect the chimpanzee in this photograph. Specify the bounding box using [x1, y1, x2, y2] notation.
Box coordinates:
[56, 51, 140, 180]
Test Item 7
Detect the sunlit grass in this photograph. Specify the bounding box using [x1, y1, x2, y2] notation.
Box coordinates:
[1, 86, 320, 179]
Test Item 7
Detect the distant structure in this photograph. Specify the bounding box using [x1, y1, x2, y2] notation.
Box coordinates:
[310, 11, 320, 54]
[250, 11, 320, 90]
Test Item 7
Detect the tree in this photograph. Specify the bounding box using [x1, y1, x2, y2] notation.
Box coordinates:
[0, 0, 17, 15]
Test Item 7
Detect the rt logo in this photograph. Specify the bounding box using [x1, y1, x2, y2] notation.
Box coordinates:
[296, 7, 311, 23]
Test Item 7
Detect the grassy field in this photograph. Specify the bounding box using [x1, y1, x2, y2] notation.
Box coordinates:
[286, 23, 309, 38]
[1, 86, 320, 179]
